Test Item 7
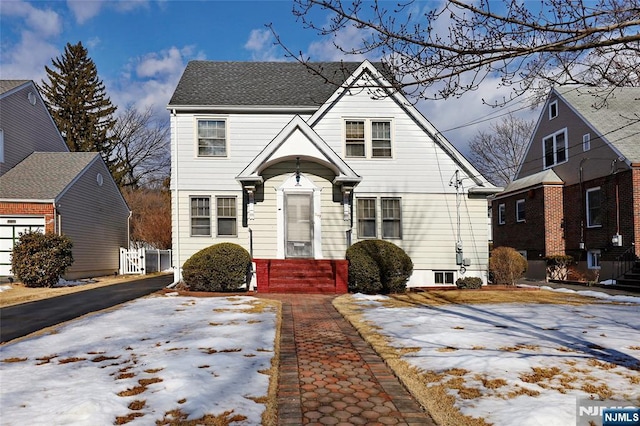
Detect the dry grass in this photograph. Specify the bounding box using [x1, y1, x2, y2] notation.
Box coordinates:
[1, 357, 28, 363]
[332, 290, 638, 426]
[155, 409, 247, 425]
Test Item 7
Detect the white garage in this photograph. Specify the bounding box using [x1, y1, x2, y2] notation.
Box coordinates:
[0, 216, 45, 277]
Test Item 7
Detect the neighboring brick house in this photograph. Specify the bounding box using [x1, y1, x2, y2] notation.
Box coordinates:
[0, 80, 130, 279]
[492, 86, 640, 281]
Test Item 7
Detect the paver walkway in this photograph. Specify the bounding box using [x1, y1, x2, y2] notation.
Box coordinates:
[261, 294, 435, 426]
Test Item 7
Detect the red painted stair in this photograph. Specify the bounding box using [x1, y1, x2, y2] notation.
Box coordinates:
[254, 259, 348, 294]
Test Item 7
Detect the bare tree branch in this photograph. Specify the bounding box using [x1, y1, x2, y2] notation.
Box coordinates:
[272, 0, 640, 104]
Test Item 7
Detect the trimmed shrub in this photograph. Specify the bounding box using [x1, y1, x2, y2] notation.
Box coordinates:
[489, 246, 528, 285]
[182, 243, 251, 292]
[346, 239, 413, 294]
[455, 277, 483, 289]
[11, 231, 74, 288]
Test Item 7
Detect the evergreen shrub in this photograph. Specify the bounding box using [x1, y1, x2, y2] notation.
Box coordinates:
[182, 243, 251, 292]
[455, 277, 483, 289]
[11, 231, 74, 288]
[346, 239, 413, 294]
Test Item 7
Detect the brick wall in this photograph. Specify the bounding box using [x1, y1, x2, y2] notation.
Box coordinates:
[0, 202, 56, 233]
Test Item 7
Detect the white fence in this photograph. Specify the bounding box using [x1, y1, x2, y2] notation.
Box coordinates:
[119, 248, 172, 275]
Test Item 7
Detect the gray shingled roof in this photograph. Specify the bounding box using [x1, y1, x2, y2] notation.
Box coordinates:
[557, 86, 640, 162]
[168, 61, 391, 107]
[0, 152, 99, 200]
[0, 80, 30, 96]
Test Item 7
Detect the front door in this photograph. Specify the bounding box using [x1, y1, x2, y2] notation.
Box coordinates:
[285, 193, 313, 258]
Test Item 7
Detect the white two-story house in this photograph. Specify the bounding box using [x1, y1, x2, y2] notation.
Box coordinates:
[168, 60, 499, 292]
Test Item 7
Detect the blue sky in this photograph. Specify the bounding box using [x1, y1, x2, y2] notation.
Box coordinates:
[0, 0, 539, 156]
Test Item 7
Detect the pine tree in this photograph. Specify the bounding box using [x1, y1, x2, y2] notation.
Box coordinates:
[40, 42, 117, 166]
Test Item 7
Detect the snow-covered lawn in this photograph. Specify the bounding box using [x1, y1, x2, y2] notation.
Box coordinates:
[0, 294, 278, 425]
[345, 289, 640, 426]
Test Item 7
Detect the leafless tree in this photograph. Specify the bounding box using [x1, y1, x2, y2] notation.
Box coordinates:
[272, 0, 640, 104]
[110, 105, 171, 188]
[469, 114, 534, 187]
[123, 186, 172, 250]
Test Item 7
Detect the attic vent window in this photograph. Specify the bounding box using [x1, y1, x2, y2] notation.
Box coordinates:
[27, 92, 37, 106]
[96, 173, 104, 186]
[548, 100, 558, 119]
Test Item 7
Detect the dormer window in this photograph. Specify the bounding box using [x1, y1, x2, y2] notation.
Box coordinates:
[548, 100, 558, 119]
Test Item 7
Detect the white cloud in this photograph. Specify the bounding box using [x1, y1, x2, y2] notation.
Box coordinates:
[1, 0, 62, 37]
[135, 46, 186, 78]
[66, 0, 103, 24]
[244, 28, 281, 61]
[307, 25, 373, 62]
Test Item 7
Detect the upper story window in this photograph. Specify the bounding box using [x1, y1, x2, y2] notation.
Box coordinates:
[216, 196, 237, 237]
[345, 121, 365, 157]
[381, 198, 402, 239]
[345, 119, 393, 159]
[548, 100, 558, 119]
[190, 196, 211, 236]
[583, 133, 591, 152]
[0, 129, 4, 163]
[543, 128, 567, 169]
[498, 203, 506, 225]
[586, 187, 602, 228]
[357, 198, 377, 238]
[516, 199, 525, 222]
[197, 119, 227, 157]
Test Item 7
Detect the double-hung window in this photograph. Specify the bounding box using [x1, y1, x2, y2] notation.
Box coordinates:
[586, 187, 602, 228]
[516, 199, 525, 222]
[543, 128, 567, 168]
[357, 198, 377, 238]
[197, 119, 227, 157]
[216, 196, 237, 236]
[345, 119, 392, 158]
[345, 120, 365, 157]
[190, 197, 211, 236]
[381, 198, 401, 239]
[498, 203, 506, 225]
[371, 121, 391, 157]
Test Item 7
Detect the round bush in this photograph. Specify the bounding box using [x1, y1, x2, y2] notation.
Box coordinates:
[489, 246, 528, 285]
[182, 243, 251, 292]
[12, 231, 74, 288]
[455, 277, 483, 289]
[346, 240, 413, 294]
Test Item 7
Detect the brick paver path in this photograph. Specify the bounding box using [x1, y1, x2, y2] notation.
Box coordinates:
[261, 294, 435, 426]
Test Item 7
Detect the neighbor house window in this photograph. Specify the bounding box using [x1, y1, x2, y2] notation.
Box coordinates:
[197, 119, 227, 157]
[498, 203, 506, 225]
[516, 199, 525, 222]
[357, 198, 377, 238]
[435, 271, 455, 285]
[587, 249, 601, 269]
[548, 100, 558, 119]
[216, 196, 237, 236]
[586, 187, 602, 228]
[543, 128, 568, 168]
[345, 120, 365, 157]
[0, 129, 4, 163]
[344, 119, 393, 158]
[583, 133, 591, 152]
[371, 121, 391, 157]
[381, 198, 402, 239]
[190, 197, 211, 236]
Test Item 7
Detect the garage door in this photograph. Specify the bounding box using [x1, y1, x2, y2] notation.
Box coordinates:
[0, 217, 45, 276]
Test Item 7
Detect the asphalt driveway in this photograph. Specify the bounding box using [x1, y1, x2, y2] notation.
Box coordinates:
[0, 273, 173, 343]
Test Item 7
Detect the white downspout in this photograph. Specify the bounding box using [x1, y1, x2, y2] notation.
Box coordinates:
[168, 108, 180, 288]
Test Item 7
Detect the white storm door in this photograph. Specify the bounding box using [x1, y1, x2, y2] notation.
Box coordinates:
[285, 193, 313, 258]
